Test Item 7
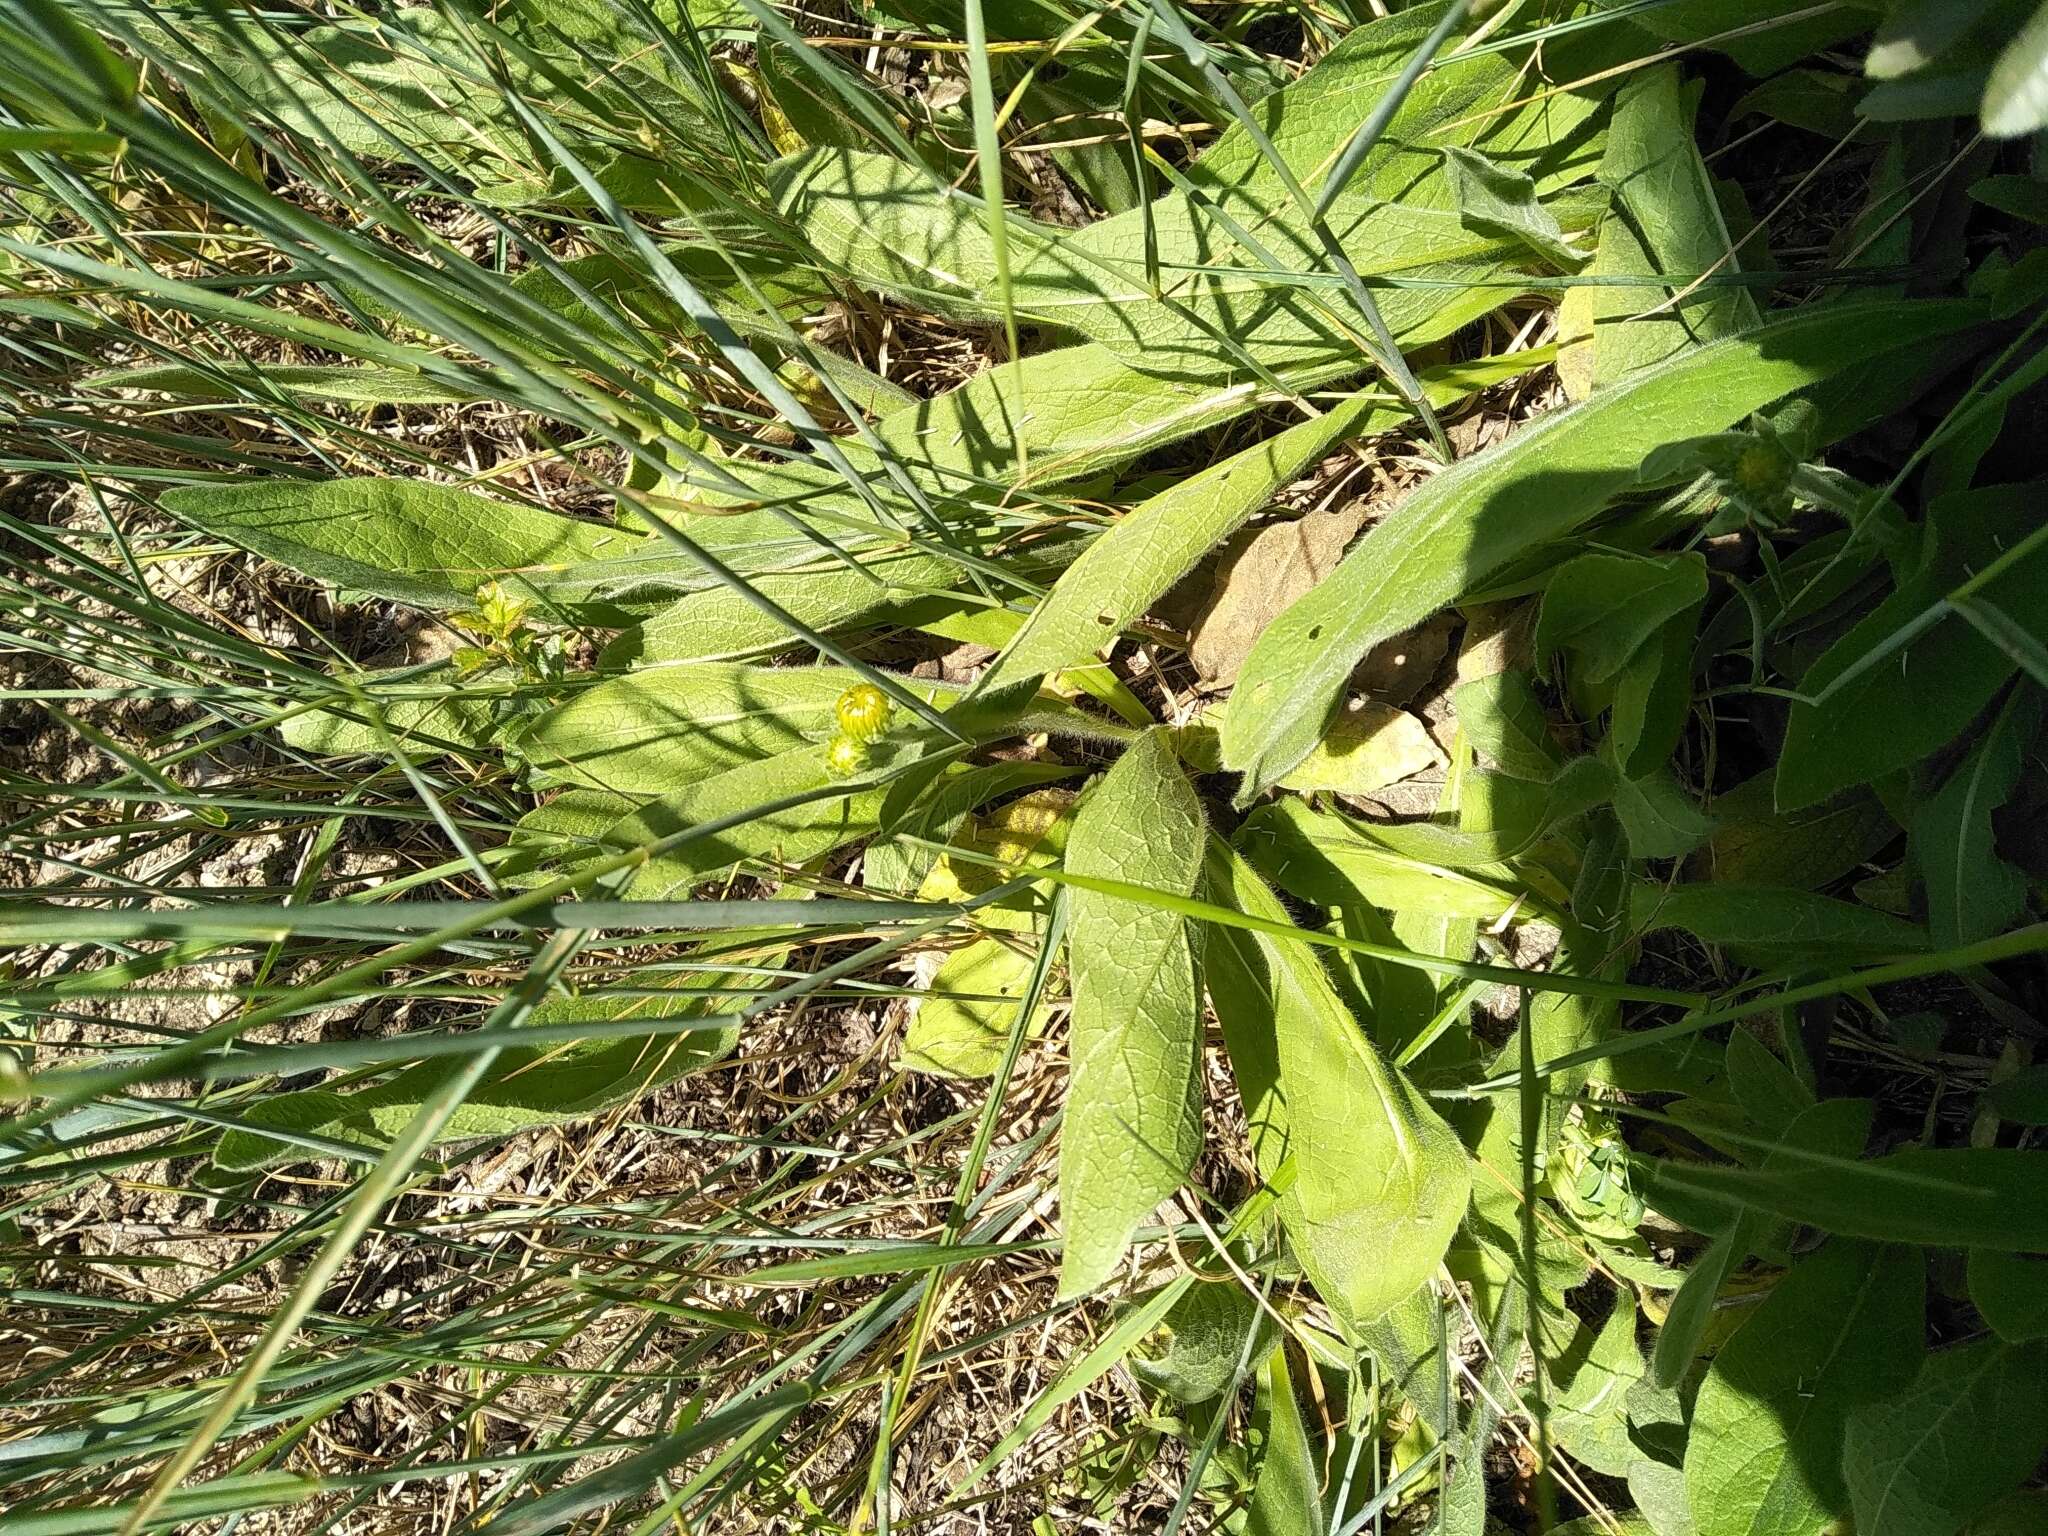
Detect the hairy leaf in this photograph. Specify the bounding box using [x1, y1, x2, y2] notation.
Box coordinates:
[1843, 1336, 2048, 1536]
[1686, 1241, 1925, 1536]
[1222, 296, 1994, 797]
[1058, 732, 1207, 1298]
[1203, 843, 1471, 1329]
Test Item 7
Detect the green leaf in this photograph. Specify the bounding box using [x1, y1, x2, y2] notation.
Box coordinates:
[517, 665, 1111, 794]
[1776, 485, 2048, 810]
[1558, 66, 1758, 396]
[1537, 552, 1709, 685]
[515, 746, 907, 898]
[1968, 1249, 2048, 1344]
[1640, 1145, 2048, 1252]
[1203, 842, 1471, 1329]
[1549, 1295, 1651, 1478]
[1986, 1065, 2048, 1126]
[608, 549, 963, 666]
[1913, 686, 2042, 949]
[1651, 1230, 1736, 1389]
[1632, 1458, 1701, 1536]
[1441, 145, 1586, 269]
[1843, 1337, 2048, 1536]
[1130, 1278, 1273, 1405]
[1691, 774, 1897, 889]
[89, 362, 486, 404]
[279, 668, 504, 757]
[1983, 2, 2048, 137]
[979, 393, 1392, 692]
[776, 9, 1605, 377]
[1627, 883, 1929, 959]
[215, 977, 748, 1170]
[1725, 1030, 1815, 1139]
[1869, 0, 2005, 79]
[1454, 671, 1564, 781]
[1235, 799, 1532, 923]
[1221, 296, 1996, 797]
[1686, 1241, 1926, 1536]
[159, 477, 643, 613]
[1248, 1346, 1322, 1536]
[900, 936, 1054, 1078]
[1610, 764, 1713, 862]
[517, 664, 936, 792]
[1058, 731, 1207, 1298]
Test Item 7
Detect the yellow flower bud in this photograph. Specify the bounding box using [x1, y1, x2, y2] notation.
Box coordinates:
[824, 734, 869, 778]
[834, 682, 893, 743]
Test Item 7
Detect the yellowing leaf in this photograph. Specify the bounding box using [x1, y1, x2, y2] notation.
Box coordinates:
[900, 937, 1054, 1079]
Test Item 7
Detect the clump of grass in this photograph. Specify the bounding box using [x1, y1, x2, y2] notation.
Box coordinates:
[7, 1, 2048, 1533]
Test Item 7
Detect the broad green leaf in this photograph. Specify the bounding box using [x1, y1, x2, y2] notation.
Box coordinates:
[606, 549, 963, 665]
[900, 936, 1054, 1078]
[1725, 1030, 1815, 1139]
[1248, 1346, 1322, 1536]
[1651, 1230, 1737, 1389]
[867, 340, 1364, 494]
[215, 976, 750, 1170]
[1558, 66, 1757, 396]
[279, 668, 504, 757]
[1610, 764, 1713, 862]
[1968, 1249, 2048, 1344]
[517, 665, 1115, 793]
[1626, 883, 1929, 958]
[1130, 1279, 1274, 1405]
[1983, 2, 2048, 137]
[1058, 732, 1206, 1298]
[1692, 774, 1896, 889]
[1686, 1241, 1925, 1536]
[1589, 0, 1884, 77]
[1203, 843, 1471, 1329]
[1441, 145, 1586, 269]
[160, 477, 644, 613]
[513, 745, 924, 897]
[1235, 799, 1533, 923]
[1536, 551, 1708, 684]
[1640, 1145, 2048, 1252]
[776, 11, 1606, 379]
[1869, 0, 2005, 79]
[1549, 1295, 1651, 1478]
[516, 664, 946, 791]
[979, 393, 1392, 692]
[1986, 1065, 2048, 1126]
[1608, 599, 1702, 776]
[1776, 485, 2048, 810]
[1222, 296, 1996, 797]
[1453, 671, 1563, 781]
[1843, 1337, 2048, 1536]
[1913, 686, 2042, 949]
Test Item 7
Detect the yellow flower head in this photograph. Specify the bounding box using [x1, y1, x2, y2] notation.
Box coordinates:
[834, 682, 893, 743]
[823, 734, 870, 778]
